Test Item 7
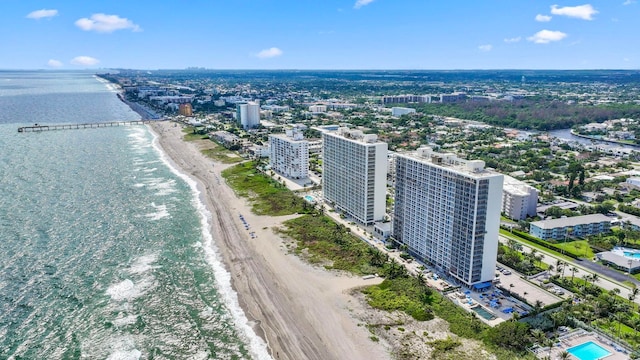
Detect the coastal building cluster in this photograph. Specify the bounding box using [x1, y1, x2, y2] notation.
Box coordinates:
[105, 71, 640, 285]
[101, 71, 640, 355]
[266, 125, 505, 287]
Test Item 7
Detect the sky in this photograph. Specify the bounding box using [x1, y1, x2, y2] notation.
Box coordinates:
[1, 0, 639, 70]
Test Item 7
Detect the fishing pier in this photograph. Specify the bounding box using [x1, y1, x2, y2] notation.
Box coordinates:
[18, 119, 166, 133]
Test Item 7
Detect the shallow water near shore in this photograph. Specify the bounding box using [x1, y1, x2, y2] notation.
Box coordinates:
[0, 71, 267, 359]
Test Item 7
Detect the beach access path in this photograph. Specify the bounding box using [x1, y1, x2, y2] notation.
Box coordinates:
[149, 121, 389, 360]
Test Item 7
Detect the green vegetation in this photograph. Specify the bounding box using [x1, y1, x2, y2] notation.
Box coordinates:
[201, 146, 243, 164]
[554, 240, 594, 259]
[414, 101, 640, 131]
[498, 243, 546, 275]
[182, 126, 209, 141]
[620, 204, 640, 217]
[279, 214, 389, 274]
[428, 337, 463, 359]
[222, 161, 313, 216]
[499, 229, 575, 262]
[363, 277, 434, 321]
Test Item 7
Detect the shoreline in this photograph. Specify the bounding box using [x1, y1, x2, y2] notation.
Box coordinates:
[147, 121, 390, 360]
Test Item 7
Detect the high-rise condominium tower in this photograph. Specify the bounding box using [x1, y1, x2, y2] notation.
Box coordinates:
[392, 147, 503, 286]
[322, 128, 387, 225]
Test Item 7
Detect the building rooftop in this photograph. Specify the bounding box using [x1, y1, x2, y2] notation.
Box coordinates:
[530, 213, 612, 229]
[503, 175, 536, 196]
[598, 250, 640, 271]
[324, 127, 384, 145]
[398, 147, 501, 179]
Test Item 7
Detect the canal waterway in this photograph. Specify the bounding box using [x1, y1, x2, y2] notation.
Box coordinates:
[547, 128, 638, 150]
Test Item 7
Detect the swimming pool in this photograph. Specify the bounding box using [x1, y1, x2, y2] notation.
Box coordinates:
[612, 246, 640, 259]
[623, 251, 640, 259]
[304, 195, 315, 203]
[471, 305, 496, 320]
[567, 341, 611, 360]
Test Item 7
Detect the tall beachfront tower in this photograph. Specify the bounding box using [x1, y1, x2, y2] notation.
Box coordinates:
[269, 129, 309, 180]
[322, 128, 387, 225]
[392, 147, 503, 287]
[236, 101, 261, 129]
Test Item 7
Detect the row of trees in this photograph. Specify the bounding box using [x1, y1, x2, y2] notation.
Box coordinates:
[415, 101, 640, 130]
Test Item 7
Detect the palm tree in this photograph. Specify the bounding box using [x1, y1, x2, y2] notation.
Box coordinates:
[531, 328, 546, 346]
[631, 317, 640, 343]
[559, 351, 570, 360]
[571, 267, 579, 281]
[556, 260, 565, 277]
[534, 300, 544, 315]
[582, 274, 591, 290]
[629, 286, 639, 306]
[613, 312, 626, 340]
[545, 337, 556, 358]
[591, 273, 600, 287]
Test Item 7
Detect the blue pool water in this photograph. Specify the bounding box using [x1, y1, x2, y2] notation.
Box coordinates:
[567, 341, 611, 360]
[304, 195, 315, 203]
[471, 306, 496, 320]
[623, 251, 640, 259]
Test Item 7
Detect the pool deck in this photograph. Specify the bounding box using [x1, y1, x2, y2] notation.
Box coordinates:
[538, 330, 629, 360]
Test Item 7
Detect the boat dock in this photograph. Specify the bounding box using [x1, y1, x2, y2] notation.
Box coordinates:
[18, 119, 166, 133]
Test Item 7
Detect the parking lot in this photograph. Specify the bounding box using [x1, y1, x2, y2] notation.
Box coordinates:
[494, 265, 564, 307]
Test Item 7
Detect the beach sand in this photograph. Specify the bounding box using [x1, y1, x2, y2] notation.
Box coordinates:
[149, 121, 390, 360]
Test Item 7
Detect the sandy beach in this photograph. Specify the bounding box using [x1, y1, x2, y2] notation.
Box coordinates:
[148, 121, 390, 360]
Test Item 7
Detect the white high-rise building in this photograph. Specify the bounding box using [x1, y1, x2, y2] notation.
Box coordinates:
[269, 130, 309, 180]
[237, 101, 261, 129]
[502, 175, 539, 220]
[322, 128, 387, 225]
[392, 147, 503, 287]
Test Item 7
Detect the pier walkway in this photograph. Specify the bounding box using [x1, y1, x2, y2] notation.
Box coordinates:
[18, 119, 167, 133]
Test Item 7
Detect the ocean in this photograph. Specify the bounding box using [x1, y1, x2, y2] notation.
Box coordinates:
[0, 71, 270, 360]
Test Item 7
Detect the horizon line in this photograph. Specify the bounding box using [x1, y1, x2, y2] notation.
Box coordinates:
[2, 68, 640, 72]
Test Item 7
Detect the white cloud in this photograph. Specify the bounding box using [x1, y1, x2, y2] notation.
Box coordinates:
[26, 9, 58, 19]
[535, 14, 552, 22]
[504, 37, 522, 43]
[354, 0, 375, 9]
[527, 30, 568, 44]
[70, 56, 100, 66]
[255, 47, 283, 59]
[75, 13, 141, 33]
[623, 0, 636, 5]
[478, 44, 493, 52]
[47, 59, 63, 67]
[550, 4, 598, 20]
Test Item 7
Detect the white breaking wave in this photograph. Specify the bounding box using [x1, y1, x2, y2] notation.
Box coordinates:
[144, 203, 170, 221]
[128, 254, 159, 275]
[107, 350, 142, 360]
[104, 336, 142, 360]
[106, 279, 139, 301]
[105, 277, 153, 302]
[149, 127, 273, 360]
[144, 178, 177, 196]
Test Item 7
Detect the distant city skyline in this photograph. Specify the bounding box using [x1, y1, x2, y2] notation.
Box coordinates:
[1, 1, 639, 70]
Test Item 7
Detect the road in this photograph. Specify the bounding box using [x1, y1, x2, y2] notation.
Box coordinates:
[499, 234, 640, 305]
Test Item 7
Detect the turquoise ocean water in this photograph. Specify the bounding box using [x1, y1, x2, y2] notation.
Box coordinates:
[0, 71, 269, 360]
